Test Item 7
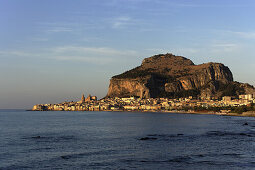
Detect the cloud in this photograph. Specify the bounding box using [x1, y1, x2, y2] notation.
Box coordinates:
[53, 55, 114, 64]
[230, 31, 255, 39]
[112, 17, 131, 28]
[36, 18, 106, 35]
[147, 48, 199, 54]
[212, 43, 237, 47]
[111, 16, 137, 29]
[52, 46, 137, 56]
[46, 27, 73, 33]
[157, 1, 200, 8]
[80, 37, 105, 42]
[0, 46, 139, 65]
[107, 0, 200, 8]
[217, 30, 255, 39]
[36, 22, 77, 33]
[0, 50, 40, 57]
[173, 48, 199, 54]
[145, 48, 169, 54]
[30, 37, 49, 42]
[109, 16, 152, 32]
[210, 43, 241, 53]
[51, 46, 138, 65]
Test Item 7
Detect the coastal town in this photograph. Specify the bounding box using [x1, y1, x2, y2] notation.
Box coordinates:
[32, 94, 255, 115]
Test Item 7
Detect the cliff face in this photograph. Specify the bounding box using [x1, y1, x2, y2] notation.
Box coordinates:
[106, 53, 252, 98]
[107, 78, 150, 98]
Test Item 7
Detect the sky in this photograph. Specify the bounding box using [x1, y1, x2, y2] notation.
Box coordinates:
[1, 0, 255, 109]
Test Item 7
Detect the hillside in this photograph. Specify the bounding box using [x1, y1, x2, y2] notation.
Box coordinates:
[106, 53, 255, 99]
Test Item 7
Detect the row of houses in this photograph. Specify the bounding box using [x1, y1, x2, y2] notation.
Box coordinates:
[32, 94, 255, 112]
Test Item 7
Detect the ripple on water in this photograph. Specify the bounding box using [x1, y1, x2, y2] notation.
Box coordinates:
[21, 134, 78, 143]
[205, 131, 255, 137]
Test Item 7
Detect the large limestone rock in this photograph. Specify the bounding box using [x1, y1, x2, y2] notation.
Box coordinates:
[106, 53, 253, 98]
[107, 78, 150, 98]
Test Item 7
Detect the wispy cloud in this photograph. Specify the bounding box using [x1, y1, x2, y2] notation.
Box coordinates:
[145, 48, 169, 54]
[53, 46, 137, 56]
[0, 46, 139, 65]
[36, 17, 107, 33]
[210, 43, 240, 53]
[229, 31, 255, 39]
[80, 37, 105, 42]
[109, 16, 152, 32]
[212, 43, 238, 48]
[46, 27, 73, 33]
[156, 1, 200, 8]
[53, 55, 114, 64]
[111, 16, 134, 29]
[216, 30, 255, 39]
[157, 48, 198, 54]
[51, 46, 139, 65]
[107, 0, 201, 8]
[36, 22, 77, 34]
[30, 37, 49, 42]
[0, 50, 40, 57]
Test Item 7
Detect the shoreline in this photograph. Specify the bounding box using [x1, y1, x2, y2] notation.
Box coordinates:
[30, 109, 255, 117]
[158, 110, 255, 117]
[144, 110, 255, 117]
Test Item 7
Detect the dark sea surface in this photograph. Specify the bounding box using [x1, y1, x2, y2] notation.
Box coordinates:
[1, 110, 255, 169]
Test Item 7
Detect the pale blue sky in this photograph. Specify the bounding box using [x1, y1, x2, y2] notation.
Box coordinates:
[1, 0, 255, 109]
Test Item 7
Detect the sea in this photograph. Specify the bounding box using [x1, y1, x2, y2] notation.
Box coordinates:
[1, 110, 255, 170]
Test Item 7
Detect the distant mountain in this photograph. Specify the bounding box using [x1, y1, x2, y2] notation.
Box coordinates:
[106, 53, 255, 99]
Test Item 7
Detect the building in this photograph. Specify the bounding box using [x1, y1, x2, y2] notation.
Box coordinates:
[239, 94, 253, 101]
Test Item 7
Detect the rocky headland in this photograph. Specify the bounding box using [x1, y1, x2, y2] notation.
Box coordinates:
[32, 53, 255, 117]
[106, 53, 255, 99]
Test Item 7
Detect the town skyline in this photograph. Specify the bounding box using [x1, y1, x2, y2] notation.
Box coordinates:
[1, 0, 255, 109]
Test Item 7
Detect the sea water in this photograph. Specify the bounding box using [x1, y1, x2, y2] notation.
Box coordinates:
[1, 110, 255, 169]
